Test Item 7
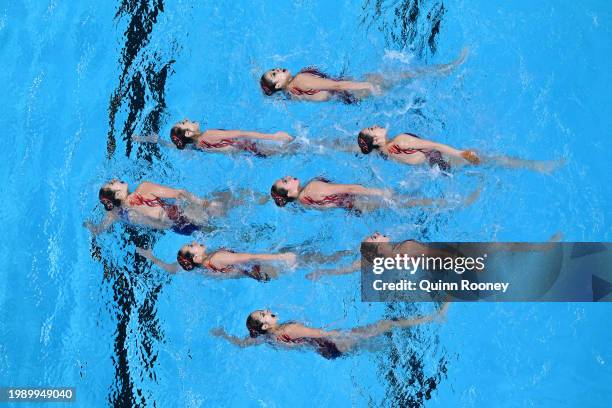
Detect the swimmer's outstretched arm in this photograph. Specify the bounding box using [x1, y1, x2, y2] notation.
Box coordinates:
[206, 129, 293, 143]
[210, 328, 261, 347]
[399, 134, 480, 164]
[83, 212, 117, 235]
[132, 133, 176, 149]
[300, 249, 355, 265]
[298, 74, 376, 93]
[306, 260, 361, 280]
[316, 139, 361, 154]
[208, 188, 270, 206]
[333, 184, 387, 197]
[137, 182, 205, 205]
[135, 247, 180, 273]
[222, 252, 296, 266]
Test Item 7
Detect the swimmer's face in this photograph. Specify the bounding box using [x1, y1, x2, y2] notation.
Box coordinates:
[363, 231, 390, 243]
[106, 179, 129, 201]
[175, 119, 201, 137]
[180, 242, 207, 263]
[264, 68, 290, 90]
[275, 176, 300, 197]
[250, 309, 278, 330]
[362, 125, 387, 146]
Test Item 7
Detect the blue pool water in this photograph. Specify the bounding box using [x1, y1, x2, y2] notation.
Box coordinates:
[1, 0, 611, 406]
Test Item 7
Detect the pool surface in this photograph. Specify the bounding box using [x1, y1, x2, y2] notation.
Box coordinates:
[0, 0, 611, 407]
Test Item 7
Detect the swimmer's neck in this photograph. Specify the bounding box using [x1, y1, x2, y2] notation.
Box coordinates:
[378, 142, 390, 155]
[291, 183, 304, 199]
[266, 323, 283, 335]
[284, 74, 295, 88]
[376, 243, 395, 257]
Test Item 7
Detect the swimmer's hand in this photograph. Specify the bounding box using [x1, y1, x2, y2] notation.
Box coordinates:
[435, 302, 451, 323]
[133, 133, 159, 144]
[178, 189, 206, 206]
[380, 188, 394, 199]
[549, 232, 563, 242]
[83, 221, 99, 235]
[273, 131, 293, 143]
[210, 327, 227, 337]
[257, 195, 270, 205]
[368, 82, 382, 96]
[280, 252, 297, 267]
[461, 150, 481, 165]
[305, 270, 325, 281]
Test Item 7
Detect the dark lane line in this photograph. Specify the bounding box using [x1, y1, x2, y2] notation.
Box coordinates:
[93, 1, 178, 407]
[361, 1, 450, 406]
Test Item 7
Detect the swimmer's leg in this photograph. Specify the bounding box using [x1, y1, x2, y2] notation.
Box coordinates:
[208, 188, 270, 212]
[398, 47, 469, 80]
[482, 155, 565, 174]
[300, 249, 354, 264]
[365, 47, 469, 90]
[255, 143, 301, 157]
[489, 233, 563, 252]
[393, 185, 481, 209]
[332, 302, 450, 352]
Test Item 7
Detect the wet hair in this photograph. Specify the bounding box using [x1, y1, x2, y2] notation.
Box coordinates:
[361, 242, 382, 263]
[177, 248, 196, 271]
[170, 126, 195, 150]
[260, 72, 279, 96]
[270, 184, 295, 207]
[98, 186, 122, 211]
[357, 130, 376, 154]
[246, 314, 266, 338]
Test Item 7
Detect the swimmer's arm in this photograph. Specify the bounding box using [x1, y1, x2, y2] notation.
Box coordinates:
[210, 328, 260, 348]
[207, 129, 293, 143]
[83, 212, 117, 235]
[299, 75, 374, 92]
[400, 134, 480, 163]
[138, 182, 205, 205]
[301, 249, 355, 264]
[306, 260, 361, 280]
[132, 133, 176, 149]
[228, 252, 296, 265]
[333, 184, 387, 197]
[135, 247, 179, 274]
[287, 324, 342, 339]
[316, 139, 361, 154]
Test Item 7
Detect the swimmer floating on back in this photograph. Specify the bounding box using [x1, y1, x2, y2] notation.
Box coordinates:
[135, 119, 293, 157]
[84, 180, 265, 236]
[270, 176, 480, 213]
[305, 231, 447, 280]
[135, 242, 296, 282]
[357, 126, 564, 174]
[211, 303, 449, 360]
[260, 48, 468, 103]
[307, 231, 563, 280]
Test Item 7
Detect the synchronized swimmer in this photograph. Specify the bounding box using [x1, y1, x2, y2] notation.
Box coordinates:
[83, 44, 553, 363]
[270, 176, 480, 212]
[211, 303, 449, 359]
[260, 48, 469, 103]
[356, 125, 563, 173]
[85, 180, 266, 236]
[136, 242, 296, 281]
[135, 118, 293, 157]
